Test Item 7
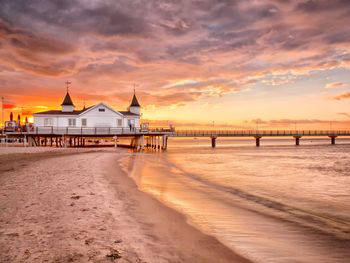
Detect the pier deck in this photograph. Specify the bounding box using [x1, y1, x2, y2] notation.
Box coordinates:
[2, 128, 350, 148]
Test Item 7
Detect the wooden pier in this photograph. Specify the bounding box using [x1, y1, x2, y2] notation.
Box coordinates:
[3, 128, 350, 149]
[172, 130, 350, 147]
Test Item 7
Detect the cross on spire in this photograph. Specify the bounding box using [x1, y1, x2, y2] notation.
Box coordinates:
[133, 83, 136, 94]
[65, 81, 72, 92]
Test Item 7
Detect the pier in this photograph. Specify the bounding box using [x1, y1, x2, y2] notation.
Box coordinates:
[2, 127, 350, 149]
[172, 130, 347, 147]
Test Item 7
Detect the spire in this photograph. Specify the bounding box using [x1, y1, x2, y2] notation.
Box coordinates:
[130, 93, 140, 107]
[61, 92, 74, 106]
[61, 81, 74, 106]
[130, 88, 140, 107]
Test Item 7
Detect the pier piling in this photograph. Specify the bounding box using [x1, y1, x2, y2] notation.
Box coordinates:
[255, 136, 261, 147]
[294, 136, 301, 146]
[330, 136, 337, 145]
[211, 137, 217, 148]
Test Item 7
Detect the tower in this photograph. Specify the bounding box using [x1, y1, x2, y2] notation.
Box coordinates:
[129, 92, 141, 115]
[61, 81, 75, 112]
[61, 91, 75, 112]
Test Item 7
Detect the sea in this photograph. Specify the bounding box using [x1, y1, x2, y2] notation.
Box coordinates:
[120, 137, 350, 263]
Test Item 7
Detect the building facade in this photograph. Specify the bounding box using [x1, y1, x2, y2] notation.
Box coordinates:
[33, 92, 141, 129]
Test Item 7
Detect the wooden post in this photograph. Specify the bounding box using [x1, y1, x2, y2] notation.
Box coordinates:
[141, 135, 144, 150]
[114, 136, 118, 148]
[162, 135, 168, 150]
[330, 136, 337, 145]
[255, 136, 261, 147]
[211, 136, 217, 148]
[27, 136, 35, 147]
[294, 136, 301, 146]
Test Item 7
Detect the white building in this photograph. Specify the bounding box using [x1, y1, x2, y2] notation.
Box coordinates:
[33, 91, 141, 129]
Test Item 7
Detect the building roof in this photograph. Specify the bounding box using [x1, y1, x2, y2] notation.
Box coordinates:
[119, 111, 139, 116]
[34, 109, 88, 115]
[34, 106, 138, 117]
[130, 94, 140, 107]
[61, 92, 74, 106]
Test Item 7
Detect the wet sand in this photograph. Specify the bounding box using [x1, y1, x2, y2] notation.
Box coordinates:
[0, 147, 249, 262]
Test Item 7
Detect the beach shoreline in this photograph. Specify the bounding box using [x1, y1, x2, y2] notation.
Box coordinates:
[0, 147, 249, 262]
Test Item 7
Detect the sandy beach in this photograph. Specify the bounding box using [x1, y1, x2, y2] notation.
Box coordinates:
[0, 147, 249, 263]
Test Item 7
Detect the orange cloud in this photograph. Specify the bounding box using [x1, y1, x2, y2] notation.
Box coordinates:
[334, 92, 350, 100]
[325, 82, 347, 89]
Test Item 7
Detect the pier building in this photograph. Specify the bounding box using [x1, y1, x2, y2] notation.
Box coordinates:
[33, 91, 141, 130]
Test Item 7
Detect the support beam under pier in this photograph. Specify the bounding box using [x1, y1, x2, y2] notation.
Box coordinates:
[255, 136, 262, 147]
[329, 136, 337, 145]
[211, 136, 217, 148]
[294, 136, 301, 146]
[162, 135, 168, 150]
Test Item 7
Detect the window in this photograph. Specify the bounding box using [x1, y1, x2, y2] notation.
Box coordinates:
[98, 108, 105, 112]
[117, 119, 122, 127]
[44, 118, 53, 126]
[68, 118, 76, 127]
[81, 118, 87, 126]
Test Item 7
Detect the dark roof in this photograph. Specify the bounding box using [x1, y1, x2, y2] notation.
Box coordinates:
[34, 106, 138, 116]
[119, 111, 139, 116]
[130, 94, 140, 107]
[61, 92, 74, 106]
[34, 106, 93, 116]
[34, 110, 86, 115]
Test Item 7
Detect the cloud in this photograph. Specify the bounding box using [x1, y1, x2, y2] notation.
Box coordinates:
[1, 97, 16, 109]
[295, 0, 350, 13]
[338, 112, 350, 118]
[325, 82, 348, 89]
[0, 0, 150, 38]
[334, 92, 350, 100]
[1, 0, 350, 110]
[0, 19, 77, 76]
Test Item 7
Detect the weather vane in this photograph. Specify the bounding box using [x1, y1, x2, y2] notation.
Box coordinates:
[65, 81, 72, 92]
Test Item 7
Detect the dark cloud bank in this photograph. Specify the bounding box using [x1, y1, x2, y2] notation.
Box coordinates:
[0, 0, 350, 106]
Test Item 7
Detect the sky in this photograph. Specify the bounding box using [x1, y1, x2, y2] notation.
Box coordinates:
[0, 0, 350, 129]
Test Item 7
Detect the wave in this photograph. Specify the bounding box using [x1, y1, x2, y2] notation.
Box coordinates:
[152, 153, 350, 240]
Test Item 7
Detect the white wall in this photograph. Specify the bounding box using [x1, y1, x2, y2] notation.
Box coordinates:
[34, 104, 140, 128]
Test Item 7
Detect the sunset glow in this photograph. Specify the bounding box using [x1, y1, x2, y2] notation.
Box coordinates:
[1, 0, 350, 129]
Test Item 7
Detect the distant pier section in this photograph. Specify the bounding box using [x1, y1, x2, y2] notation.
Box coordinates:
[2, 128, 350, 149]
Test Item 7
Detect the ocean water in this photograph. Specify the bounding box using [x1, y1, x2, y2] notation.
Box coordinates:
[120, 138, 350, 263]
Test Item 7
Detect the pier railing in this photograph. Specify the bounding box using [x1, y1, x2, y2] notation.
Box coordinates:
[5, 127, 167, 136]
[4, 127, 350, 137]
[172, 130, 350, 137]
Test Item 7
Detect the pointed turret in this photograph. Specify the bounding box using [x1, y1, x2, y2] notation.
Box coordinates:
[129, 92, 141, 115]
[130, 94, 140, 107]
[61, 92, 75, 112]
